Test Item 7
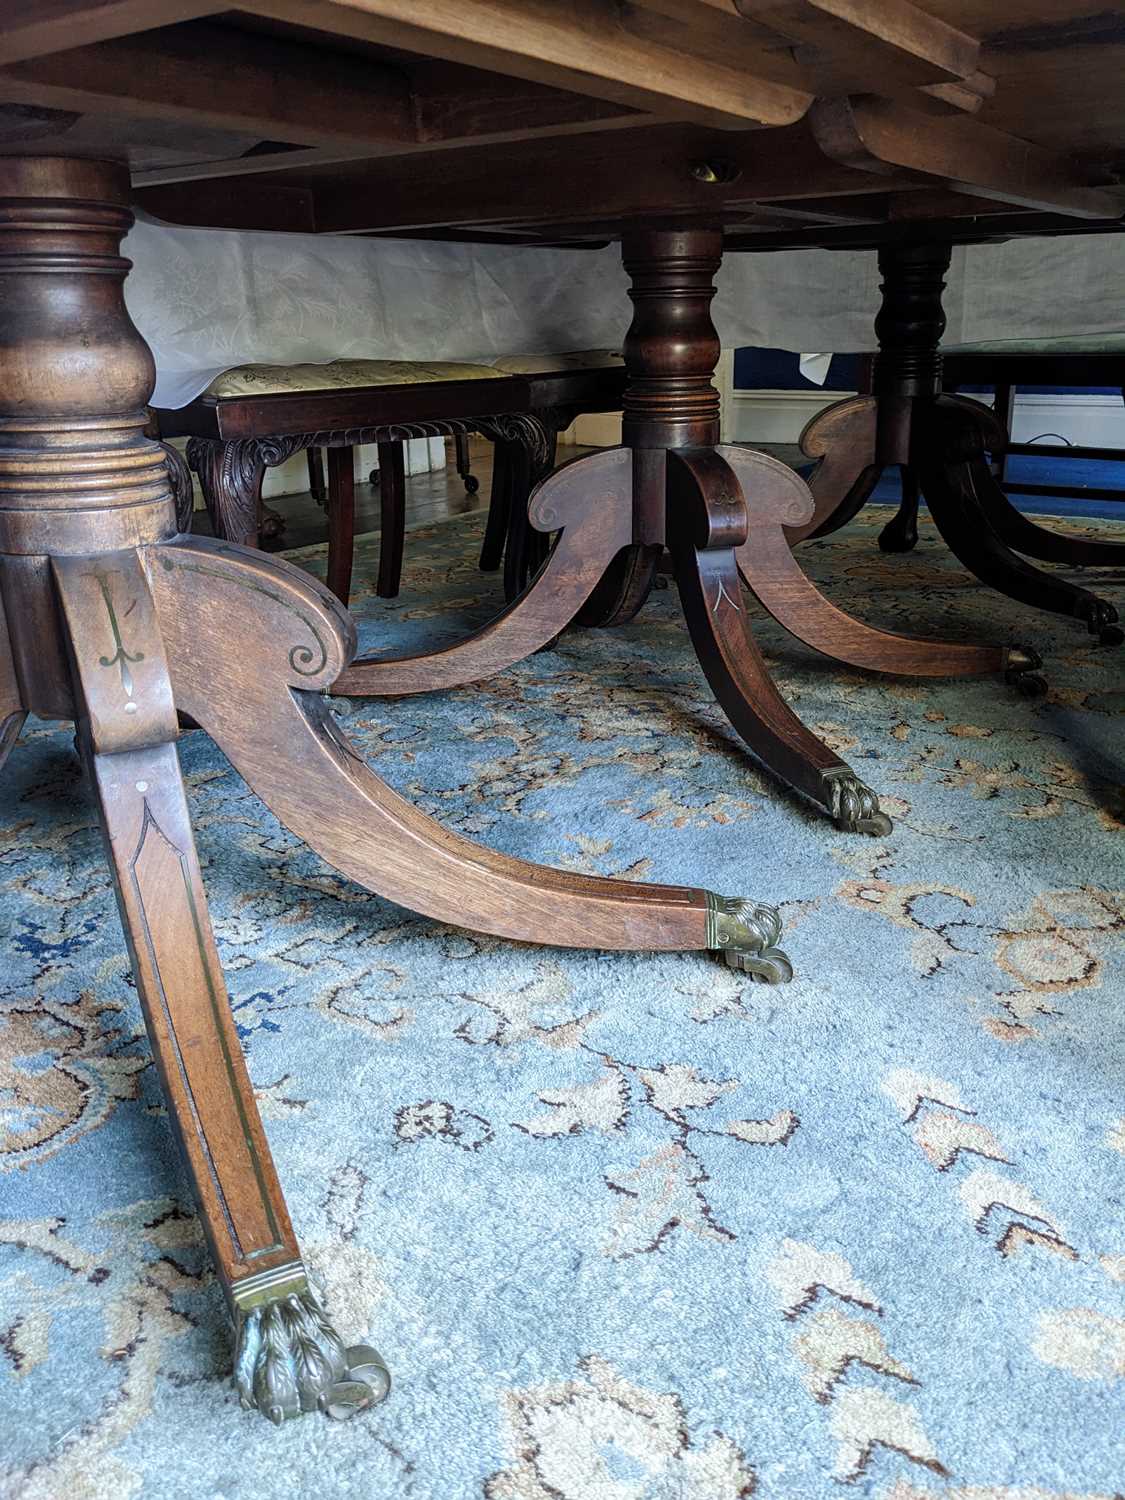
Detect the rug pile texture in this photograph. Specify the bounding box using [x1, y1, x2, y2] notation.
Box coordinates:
[1, 506, 1122, 1499]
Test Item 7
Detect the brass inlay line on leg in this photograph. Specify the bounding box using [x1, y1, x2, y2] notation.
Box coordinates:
[92, 569, 144, 703]
[129, 797, 285, 1264]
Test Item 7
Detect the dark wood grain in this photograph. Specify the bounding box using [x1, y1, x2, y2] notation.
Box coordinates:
[374, 440, 405, 598]
[152, 529, 717, 952]
[724, 444, 1011, 676]
[335, 447, 634, 695]
[326, 445, 356, 603]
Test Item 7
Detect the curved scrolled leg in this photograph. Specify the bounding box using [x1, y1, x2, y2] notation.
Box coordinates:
[667, 447, 891, 836]
[721, 444, 1031, 683]
[333, 448, 634, 697]
[786, 395, 880, 544]
[982, 484, 1125, 571]
[878, 464, 921, 553]
[149, 529, 790, 975]
[51, 549, 387, 1424]
[577, 448, 666, 628]
[939, 393, 1125, 571]
[723, 438, 1038, 687]
[915, 398, 1121, 645]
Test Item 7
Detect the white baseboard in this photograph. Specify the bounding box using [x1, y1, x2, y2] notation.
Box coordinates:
[726, 388, 855, 444]
[726, 387, 1125, 450]
[1008, 391, 1125, 449]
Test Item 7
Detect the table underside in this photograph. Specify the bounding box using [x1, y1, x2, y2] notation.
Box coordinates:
[2, 1, 1124, 246]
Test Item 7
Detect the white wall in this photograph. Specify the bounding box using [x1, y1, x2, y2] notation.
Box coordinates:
[725, 388, 1125, 450]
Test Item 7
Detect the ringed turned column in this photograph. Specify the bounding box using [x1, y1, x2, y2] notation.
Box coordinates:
[0, 154, 389, 1425]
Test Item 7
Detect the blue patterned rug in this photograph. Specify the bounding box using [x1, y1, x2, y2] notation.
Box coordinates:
[1, 507, 1123, 1500]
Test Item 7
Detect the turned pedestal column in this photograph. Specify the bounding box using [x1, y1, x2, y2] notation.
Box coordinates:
[794, 238, 1121, 647]
[2, 162, 804, 1423]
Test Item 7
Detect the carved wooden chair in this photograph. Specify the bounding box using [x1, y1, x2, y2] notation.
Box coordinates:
[479, 351, 627, 598]
[153, 359, 549, 606]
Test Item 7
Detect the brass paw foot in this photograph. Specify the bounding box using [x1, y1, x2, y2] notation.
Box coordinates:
[823, 769, 893, 836]
[705, 893, 793, 983]
[1004, 645, 1048, 698]
[1078, 597, 1123, 646]
[232, 1264, 390, 1425]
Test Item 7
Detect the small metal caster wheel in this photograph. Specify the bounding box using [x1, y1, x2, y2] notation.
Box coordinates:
[1082, 599, 1120, 644]
[1015, 671, 1048, 699]
[725, 946, 795, 984]
[463, 474, 480, 495]
[368, 469, 380, 487]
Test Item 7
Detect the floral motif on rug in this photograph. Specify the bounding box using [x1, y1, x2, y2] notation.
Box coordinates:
[1, 507, 1122, 1499]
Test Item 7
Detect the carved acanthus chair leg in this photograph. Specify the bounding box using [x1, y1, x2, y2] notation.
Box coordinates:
[187, 436, 266, 549]
[159, 438, 196, 533]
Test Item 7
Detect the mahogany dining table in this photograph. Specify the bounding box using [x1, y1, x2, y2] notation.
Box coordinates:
[1, 0, 1122, 1423]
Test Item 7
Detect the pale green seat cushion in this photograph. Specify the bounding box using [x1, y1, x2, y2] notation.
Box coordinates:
[492, 349, 624, 375]
[204, 358, 509, 399]
[944, 335, 1125, 356]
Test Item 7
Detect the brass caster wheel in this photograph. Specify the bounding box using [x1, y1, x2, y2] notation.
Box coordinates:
[723, 945, 794, 984]
[705, 894, 792, 984]
[1080, 598, 1120, 644]
[1005, 645, 1047, 698]
[1015, 671, 1049, 699]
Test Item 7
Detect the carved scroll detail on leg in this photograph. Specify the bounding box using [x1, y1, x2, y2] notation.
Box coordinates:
[148, 529, 789, 975]
[187, 437, 268, 548]
[788, 395, 879, 544]
[52, 548, 385, 1423]
[334, 447, 634, 697]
